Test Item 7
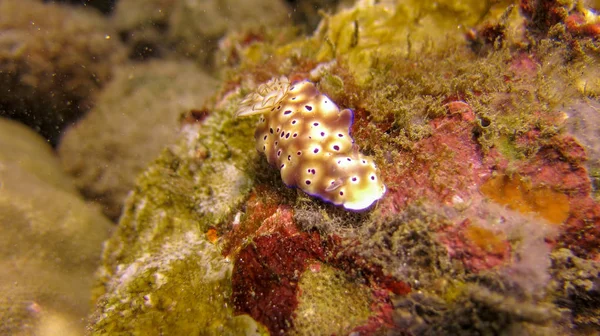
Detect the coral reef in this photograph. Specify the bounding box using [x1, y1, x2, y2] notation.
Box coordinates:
[58, 60, 218, 220]
[0, 0, 126, 143]
[81, 0, 600, 334]
[0, 117, 113, 336]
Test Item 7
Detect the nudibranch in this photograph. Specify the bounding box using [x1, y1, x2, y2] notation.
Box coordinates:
[236, 76, 386, 210]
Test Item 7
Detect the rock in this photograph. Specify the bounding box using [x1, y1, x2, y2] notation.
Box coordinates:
[0, 117, 113, 336]
[58, 60, 218, 220]
[0, 0, 126, 144]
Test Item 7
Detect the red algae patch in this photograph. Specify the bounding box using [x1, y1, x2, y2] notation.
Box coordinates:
[230, 213, 412, 334]
[232, 231, 325, 335]
[255, 205, 297, 237]
[378, 109, 497, 215]
[480, 174, 570, 225]
[221, 185, 280, 256]
[561, 197, 600, 258]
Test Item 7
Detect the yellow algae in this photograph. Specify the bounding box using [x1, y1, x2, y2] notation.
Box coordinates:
[465, 225, 508, 254]
[480, 174, 570, 224]
[308, 0, 515, 84]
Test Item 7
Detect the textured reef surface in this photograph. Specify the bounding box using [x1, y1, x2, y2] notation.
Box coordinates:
[85, 0, 600, 334]
[2, 0, 600, 335]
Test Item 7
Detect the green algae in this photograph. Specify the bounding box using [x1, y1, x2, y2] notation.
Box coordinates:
[549, 248, 600, 329]
[290, 263, 372, 335]
[89, 88, 263, 334]
[91, 230, 265, 335]
[355, 205, 459, 289]
[310, 0, 514, 84]
[393, 276, 562, 335]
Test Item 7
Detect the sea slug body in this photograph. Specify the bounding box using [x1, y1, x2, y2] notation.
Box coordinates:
[236, 76, 386, 210]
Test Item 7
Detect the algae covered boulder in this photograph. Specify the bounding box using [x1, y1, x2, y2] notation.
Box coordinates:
[88, 88, 261, 334]
[0, 117, 113, 336]
[58, 60, 218, 220]
[0, 0, 126, 143]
